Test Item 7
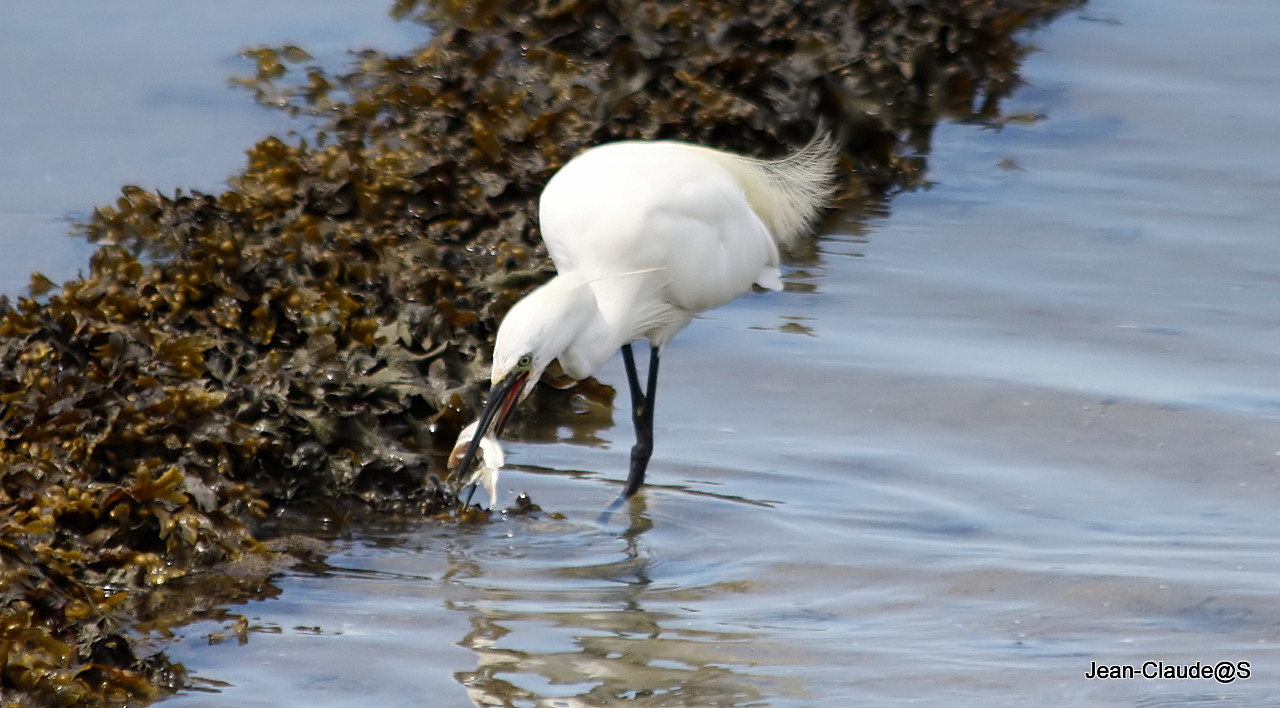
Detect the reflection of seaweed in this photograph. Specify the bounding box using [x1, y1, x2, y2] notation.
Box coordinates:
[0, 0, 1080, 703]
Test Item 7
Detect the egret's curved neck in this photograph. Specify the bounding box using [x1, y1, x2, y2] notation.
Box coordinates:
[532, 275, 599, 353]
[496, 274, 603, 380]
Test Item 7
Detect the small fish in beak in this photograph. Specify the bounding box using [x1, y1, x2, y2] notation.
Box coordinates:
[450, 419, 506, 509]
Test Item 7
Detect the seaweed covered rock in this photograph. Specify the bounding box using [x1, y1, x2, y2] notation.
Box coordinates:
[0, 0, 1080, 703]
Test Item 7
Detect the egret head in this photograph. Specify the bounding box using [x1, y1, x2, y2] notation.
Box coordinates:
[453, 277, 594, 506]
[490, 298, 559, 401]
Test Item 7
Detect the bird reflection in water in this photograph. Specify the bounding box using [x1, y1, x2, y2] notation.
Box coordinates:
[447, 495, 802, 707]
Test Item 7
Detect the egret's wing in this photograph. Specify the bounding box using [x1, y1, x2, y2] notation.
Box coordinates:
[540, 142, 780, 313]
[645, 175, 780, 312]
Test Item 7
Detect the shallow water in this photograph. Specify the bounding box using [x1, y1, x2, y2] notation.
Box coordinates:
[8, 0, 1280, 705]
[0, 2, 422, 293]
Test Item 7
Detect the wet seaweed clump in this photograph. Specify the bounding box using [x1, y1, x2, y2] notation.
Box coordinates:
[0, 0, 1079, 703]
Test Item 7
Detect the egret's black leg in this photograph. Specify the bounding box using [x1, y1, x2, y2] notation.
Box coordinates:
[620, 343, 660, 498]
[621, 343, 645, 414]
[600, 344, 660, 523]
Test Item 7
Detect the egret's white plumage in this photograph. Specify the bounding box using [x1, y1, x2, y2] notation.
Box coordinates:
[455, 133, 839, 509]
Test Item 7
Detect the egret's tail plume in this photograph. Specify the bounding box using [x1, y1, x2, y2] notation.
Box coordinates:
[724, 131, 841, 249]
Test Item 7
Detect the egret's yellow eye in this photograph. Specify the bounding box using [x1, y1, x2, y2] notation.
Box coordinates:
[518, 355, 532, 368]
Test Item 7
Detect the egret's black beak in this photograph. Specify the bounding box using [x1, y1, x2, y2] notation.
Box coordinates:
[456, 370, 528, 508]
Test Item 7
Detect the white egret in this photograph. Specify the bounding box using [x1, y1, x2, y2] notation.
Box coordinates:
[454, 132, 840, 509]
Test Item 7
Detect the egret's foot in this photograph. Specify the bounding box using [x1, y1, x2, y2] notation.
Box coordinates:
[597, 489, 640, 525]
